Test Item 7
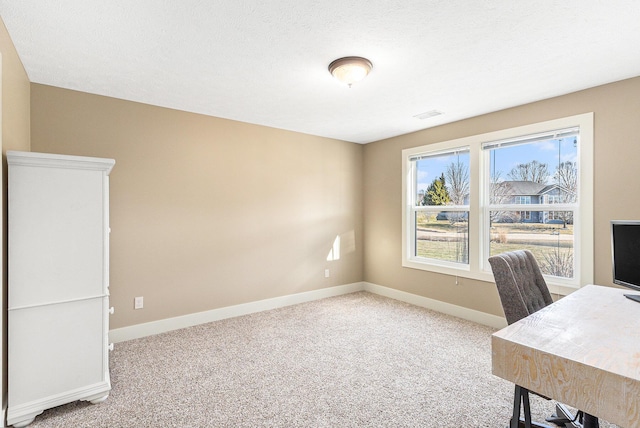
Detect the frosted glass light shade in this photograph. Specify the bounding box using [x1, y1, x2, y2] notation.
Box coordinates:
[328, 57, 372, 87]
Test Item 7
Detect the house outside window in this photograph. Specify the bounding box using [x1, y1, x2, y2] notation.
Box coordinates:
[546, 195, 562, 204]
[547, 211, 562, 221]
[514, 195, 532, 222]
[402, 113, 593, 293]
[518, 211, 532, 221]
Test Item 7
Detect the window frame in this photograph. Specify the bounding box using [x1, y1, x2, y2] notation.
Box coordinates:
[547, 211, 561, 221]
[546, 195, 562, 204]
[407, 147, 471, 269]
[402, 113, 593, 295]
[515, 196, 532, 205]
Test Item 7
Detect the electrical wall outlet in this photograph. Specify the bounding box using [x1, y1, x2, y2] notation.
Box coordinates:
[325, 269, 330, 278]
[134, 296, 144, 309]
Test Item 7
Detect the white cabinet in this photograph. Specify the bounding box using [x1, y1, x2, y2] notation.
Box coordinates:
[7, 151, 115, 427]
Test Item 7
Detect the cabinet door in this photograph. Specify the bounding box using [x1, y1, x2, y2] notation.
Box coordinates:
[9, 166, 106, 308]
[8, 298, 106, 406]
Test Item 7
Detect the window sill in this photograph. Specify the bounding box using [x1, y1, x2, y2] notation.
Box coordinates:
[402, 258, 580, 297]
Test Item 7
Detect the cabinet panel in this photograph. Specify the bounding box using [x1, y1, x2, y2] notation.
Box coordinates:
[8, 298, 106, 405]
[9, 167, 105, 308]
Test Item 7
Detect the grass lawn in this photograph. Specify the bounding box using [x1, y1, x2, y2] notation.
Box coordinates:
[415, 216, 574, 276]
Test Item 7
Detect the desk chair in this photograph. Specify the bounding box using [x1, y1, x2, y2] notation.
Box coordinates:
[489, 250, 599, 428]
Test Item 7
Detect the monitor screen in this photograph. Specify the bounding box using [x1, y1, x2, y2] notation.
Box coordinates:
[611, 221, 640, 291]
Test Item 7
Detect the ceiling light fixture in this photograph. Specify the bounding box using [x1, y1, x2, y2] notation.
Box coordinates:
[328, 56, 373, 87]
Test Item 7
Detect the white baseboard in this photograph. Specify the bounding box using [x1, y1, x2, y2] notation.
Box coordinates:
[109, 281, 506, 343]
[363, 282, 507, 329]
[109, 282, 365, 343]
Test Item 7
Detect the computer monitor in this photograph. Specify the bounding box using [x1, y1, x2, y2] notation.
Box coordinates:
[611, 221, 640, 294]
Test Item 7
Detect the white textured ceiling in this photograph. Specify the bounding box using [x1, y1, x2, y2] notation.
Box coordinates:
[2, 1, 640, 143]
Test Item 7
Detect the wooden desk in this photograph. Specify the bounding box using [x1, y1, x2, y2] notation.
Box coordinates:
[492, 285, 640, 428]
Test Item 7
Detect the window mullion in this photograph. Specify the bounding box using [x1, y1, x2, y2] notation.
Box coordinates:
[469, 144, 481, 273]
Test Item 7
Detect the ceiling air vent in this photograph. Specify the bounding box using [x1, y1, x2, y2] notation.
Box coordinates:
[413, 110, 443, 120]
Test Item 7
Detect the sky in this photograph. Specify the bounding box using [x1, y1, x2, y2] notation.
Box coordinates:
[416, 136, 578, 193]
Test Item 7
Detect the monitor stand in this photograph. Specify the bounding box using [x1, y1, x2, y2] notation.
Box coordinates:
[624, 294, 640, 303]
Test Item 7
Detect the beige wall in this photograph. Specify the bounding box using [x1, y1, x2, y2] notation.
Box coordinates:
[31, 85, 363, 329]
[0, 17, 30, 153]
[363, 76, 640, 317]
[25, 65, 640, 324]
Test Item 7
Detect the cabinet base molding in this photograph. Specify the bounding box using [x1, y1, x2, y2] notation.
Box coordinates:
[7, 380, 111, 427]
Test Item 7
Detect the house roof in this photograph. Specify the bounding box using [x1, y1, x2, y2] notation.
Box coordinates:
[501, 181, 560, 196]
[1, 1, 640, 144]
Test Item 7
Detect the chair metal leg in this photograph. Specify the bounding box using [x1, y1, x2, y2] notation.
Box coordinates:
[547, 403, 580, 428]
[547, 403, 600, 428]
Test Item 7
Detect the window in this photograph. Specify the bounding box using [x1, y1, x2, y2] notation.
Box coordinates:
[407, 148, 470, 266]
[517, 211, 532, 221]
[484, 128, 579, 280]
[546, 195, 561, 204]
[547, 211, 562, 221]
[402, 113, 593, 293]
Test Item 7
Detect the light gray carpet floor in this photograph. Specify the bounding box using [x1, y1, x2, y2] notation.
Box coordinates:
[26, 292, 617, 427]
